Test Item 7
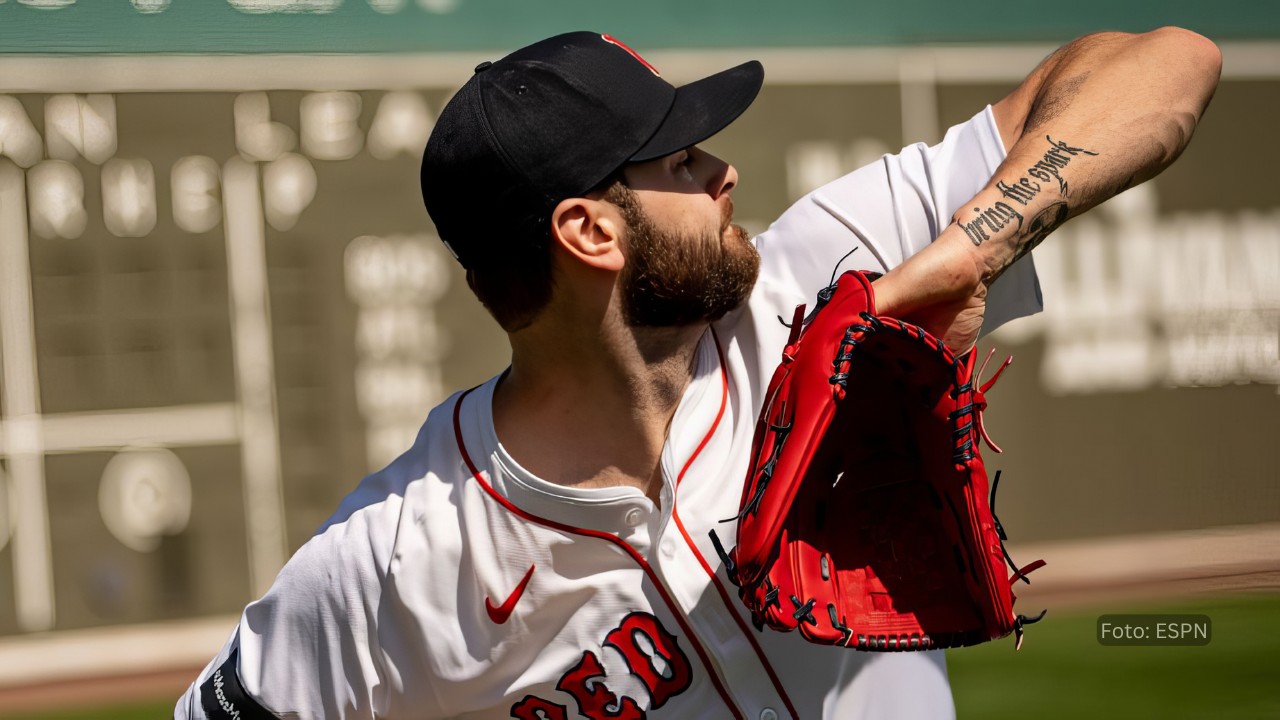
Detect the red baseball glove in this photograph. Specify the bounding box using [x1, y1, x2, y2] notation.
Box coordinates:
[712, 270, 1045, 651]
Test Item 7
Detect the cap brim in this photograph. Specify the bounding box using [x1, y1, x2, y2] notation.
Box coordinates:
[629, 60, 764, 163]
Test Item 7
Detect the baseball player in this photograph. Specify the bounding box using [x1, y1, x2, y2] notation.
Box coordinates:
[178, 29, 1219, 719]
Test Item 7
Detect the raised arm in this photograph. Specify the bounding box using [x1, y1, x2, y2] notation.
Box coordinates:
[875, 27, 1222, 348]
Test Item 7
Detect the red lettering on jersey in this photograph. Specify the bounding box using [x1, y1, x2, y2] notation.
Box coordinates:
[603, 612, 693, 709]
[601, 34, 661, 77]
[510, 695, 569, 720]
[555, 650, 644, 720]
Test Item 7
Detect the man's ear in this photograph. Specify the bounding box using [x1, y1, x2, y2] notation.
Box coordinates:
[551, 197, 625, 272]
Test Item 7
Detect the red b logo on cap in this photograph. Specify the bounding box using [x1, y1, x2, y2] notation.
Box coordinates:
[601, 34, 661, 77]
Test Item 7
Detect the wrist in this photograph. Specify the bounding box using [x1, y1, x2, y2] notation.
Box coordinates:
[872, 227, 984, 317]
[951, 182, 1068, 286]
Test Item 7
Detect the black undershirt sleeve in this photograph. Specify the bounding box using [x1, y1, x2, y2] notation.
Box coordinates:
[199, 647, 279, 720]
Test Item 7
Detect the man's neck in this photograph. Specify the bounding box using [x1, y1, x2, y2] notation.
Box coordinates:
[492, 310, 705, 506]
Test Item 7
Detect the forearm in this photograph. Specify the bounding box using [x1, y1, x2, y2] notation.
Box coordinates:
[963, 27, 1220, 284]
[870, 29, 1218, 338]
[876, 27, 1221, 318]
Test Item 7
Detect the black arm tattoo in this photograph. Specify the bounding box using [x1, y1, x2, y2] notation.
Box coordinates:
[958, 135, 1098, 284]
[1013, 201, 1068, 266]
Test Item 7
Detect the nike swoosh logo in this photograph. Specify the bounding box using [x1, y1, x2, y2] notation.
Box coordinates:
[486, 564, 535, 624]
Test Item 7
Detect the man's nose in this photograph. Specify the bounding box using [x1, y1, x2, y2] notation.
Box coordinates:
[691, 147, 737, 198]
[717, 162, 739, 198]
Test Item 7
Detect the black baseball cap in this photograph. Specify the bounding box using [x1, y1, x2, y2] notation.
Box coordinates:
[421, 31, 764, 268]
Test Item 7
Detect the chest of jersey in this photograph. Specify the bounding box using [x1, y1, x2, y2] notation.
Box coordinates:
[381, 368, 797, 719]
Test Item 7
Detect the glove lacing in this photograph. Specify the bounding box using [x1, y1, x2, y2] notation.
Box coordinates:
[972, 351, 1048, 649]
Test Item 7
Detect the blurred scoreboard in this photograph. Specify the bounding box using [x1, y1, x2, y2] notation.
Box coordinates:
[0, 45, 1277, 645]
[0, 84, 507, 636]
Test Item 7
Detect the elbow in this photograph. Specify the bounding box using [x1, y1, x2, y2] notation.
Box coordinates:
[1150, 26, 1223, 89]
[1146, 27, 1222, 140]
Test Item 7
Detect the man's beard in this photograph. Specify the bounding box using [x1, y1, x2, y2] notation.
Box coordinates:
[608, 184, 760, 328]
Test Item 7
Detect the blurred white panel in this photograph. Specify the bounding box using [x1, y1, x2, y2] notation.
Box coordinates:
[1166, 316, 1280, 387]
[987, 312, 1043, 346]
[1240, 211, 1280, 307]
[345, 235, 393, 303]
[368, 91, 433, 160]
[346, 233, 452, 470]
[234, 92, 296, 162]
[39, 403, 240, 453]
[785, 142, 843, 203]
[0, 159, 56, 632]
[392, 233, 450, 302]
[222, 155, 288, 595]
[17, 0, 77, 7]
[0, 96, 43, 168]
[355, 305, 449, 361]
[0, 43, 1274, 94]
[130, 0, 169, 12]
[0, 467, 10, 553]
[44, 94, 116, 165]
[367, 0, 407, 12]
[262, 152, 316, 232]
[1099, 183, 1159, 224]
[344, 233, 450, 304]
[0, 615, 236, 688]
[1043, 327, 1158, 395]
[171, 155, 222, 234]
[365, 417, 423, 470]
[98, 447, 193, 554]
[228, 0, 341, 12]
[848, 138, 891, 172]
[783, 137, 891, 204]
[101, 158, 157, 237]
[301, 91, 364, 161]
[898, 53, 940, 146]
[355, 361, 440, 418]
[998, 194, 1280, 394]
[26, 160, 86, 239]
[416, 0, 459, 12]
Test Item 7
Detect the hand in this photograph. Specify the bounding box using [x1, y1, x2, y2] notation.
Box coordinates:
[903, 281, 987, 354]
[871, 227, 988, 352]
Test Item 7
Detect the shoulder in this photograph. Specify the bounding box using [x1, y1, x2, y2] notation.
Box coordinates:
[249, 387, 476, 642]
[314, 387, 476, 571]
[232, 391, 475, 716]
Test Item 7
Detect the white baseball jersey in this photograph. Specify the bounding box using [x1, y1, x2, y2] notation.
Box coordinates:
[178, 106, 1040, 720]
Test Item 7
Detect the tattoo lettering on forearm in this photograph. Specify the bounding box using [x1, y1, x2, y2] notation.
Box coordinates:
[996, 177, 1041, 205]
[960, 202, 1024, 246]
[960, 135, 1098, 247]
[1028, 136, 1099, 194]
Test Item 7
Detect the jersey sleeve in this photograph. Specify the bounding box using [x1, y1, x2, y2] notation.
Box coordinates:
[176, 489, 407, 719]
[753, 105, 1042, 334]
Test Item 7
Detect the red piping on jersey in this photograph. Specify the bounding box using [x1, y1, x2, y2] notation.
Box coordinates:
[452, 388, 745, 720]
[675, 331, 730, 487]
[671, 329, 801, 720]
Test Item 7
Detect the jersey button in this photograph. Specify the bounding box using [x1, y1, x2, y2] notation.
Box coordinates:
[660, 538, 676, 557]
[623, 508, 644, 527]
[759, 708, 778, 720]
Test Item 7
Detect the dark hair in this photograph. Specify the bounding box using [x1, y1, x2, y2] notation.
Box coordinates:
[465, 172, 628, 332]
